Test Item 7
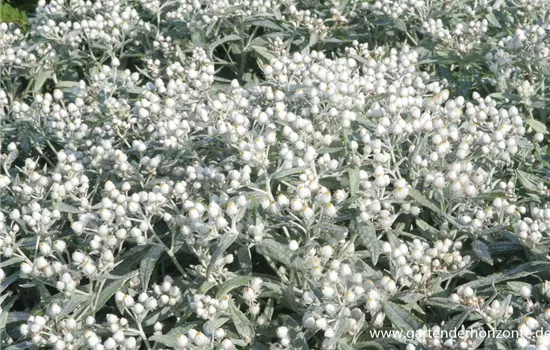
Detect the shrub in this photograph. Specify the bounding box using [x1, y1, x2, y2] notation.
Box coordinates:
[0, 0, 549, 349]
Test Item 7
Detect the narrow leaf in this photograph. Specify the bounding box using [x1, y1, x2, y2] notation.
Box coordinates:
[408, 187, 460, 227]
[472, 240, 494, 265]
[0, 271, 20, 294]
[209, 34, 241, 51]
[206, 232, 238, 278]
[349, 167, 360, 195]
[382, 301, 422, 331]
[255, 239, 306, 270]
[94, 271, 137, 312]
[216, 276, 254, 298]
[350, 218, 381, 265]
[230, 301, 254, 339]
[526, 118, 548, 134]
[0, 256, 25, 268]
[140, 245, 164, 291]
[53, 202, 80, 214]
[463, 261, 550, 288]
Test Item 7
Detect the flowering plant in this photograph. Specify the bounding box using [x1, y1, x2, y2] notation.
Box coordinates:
[1, 0, 550, 349]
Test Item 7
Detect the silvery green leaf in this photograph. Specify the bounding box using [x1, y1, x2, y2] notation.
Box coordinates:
[55, 81, 80, 89]
[4, 150, 18, 170]
[393, 292, 425, 304]
[272, 167, 307, 179]
[394, 19, 407, 32]
[197, 279, 217, 294]
[463, 261, 550, 288]
[235, 204, 248, 222]
[33, 69, 54, 92]
[488, 241, 523, 254]
[415, 218, 439, 238]
[205, 317, 230, 335]
[0, 271, 20, 294]
[443, 311, 471, 332]
[315, 222, 349, 237]
[6, 341, 35, 350]
[488, 92, 520, 101]
[470, 333, 485, 348]
[209, 34, 242, 52]
[495, 295, 512, 320]
[255, 239, 306, 270]
[58, 294, 88, 318]
[350, 218, 381, 265]
[516, 170, 545, 191]
[112, 245, 155, 276]
[139, 245, 164, 291]
[149, 322, 201, 347]
[6, 310, 30, 324]
[237, 246, 252, 275]
[278, 314, 309, 350]
[262, 281, 283, 297]
[408, 187, 460, 227]
[324, 314, 348, 349]
[323, 37, 345, 44]
[252, 46, 276, 60]
[245, 18, 284, 30]
[94, 270, 137, 313]
[191, 31, 206, 49]
[472, 240, 494, 265]
[382, 301, 423, 331]
[0, 297, 15, 331]
[309, 31, 318, 47]
[348, 54, 369, 65]
[349, 167, 360, 195]
[206, 232, 238, 278]
[216, 276, 254, 298]
[0, 257, 25, 268]
[408, 187, 440, 212]
[53, 202, 80, 214]
[525, 118, 548, 134]
[264, 298, 274, 322]
[418, 57, 440, 64]
[317, 147, 344, 154]
[485, 13, 501, 28]
[353, 342, 383, 350]
[484, 338, 508, 350]
[230, 301, 254, 339]
[506, 281, 534, 294]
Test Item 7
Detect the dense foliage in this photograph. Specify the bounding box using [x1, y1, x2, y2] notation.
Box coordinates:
[1, 0, 550, 349]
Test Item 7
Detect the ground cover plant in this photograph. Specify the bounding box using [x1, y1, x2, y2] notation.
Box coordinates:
[1, 0, 550, 349]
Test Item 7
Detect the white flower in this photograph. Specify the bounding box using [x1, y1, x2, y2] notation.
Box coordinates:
[302, 206, 314, 219]
[20, 263, 33, 275]
[221, 339, 234, 349]
[123, 294, 135, 307]
[0, 175, 12, 189]
[242, 287, 257, 301]
[393, 178, 409, 199]
[276, 326, 289, 339]
[71, 221, 84, 234]
[520, 286, 532, 298]
[193, 332, 209, 346]
[225, 202, 239, 217]
[316, 318, 328, 330]
[176, 334, 189, 347]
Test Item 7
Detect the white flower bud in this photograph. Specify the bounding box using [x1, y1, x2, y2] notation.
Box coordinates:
[277, 326, 289, 339]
